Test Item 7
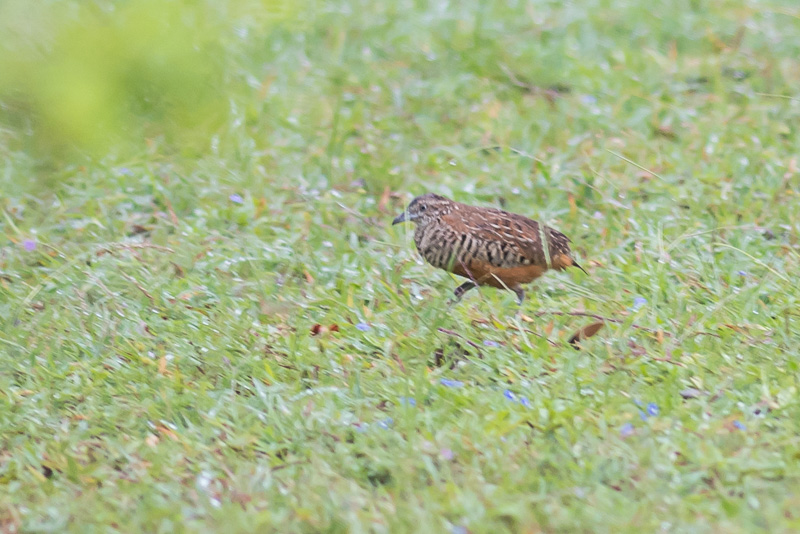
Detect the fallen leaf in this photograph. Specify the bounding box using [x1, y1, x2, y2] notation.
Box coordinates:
[310, 324, 338, 336]
[568, 321, 604, 348]
[130, 224, 150, 235]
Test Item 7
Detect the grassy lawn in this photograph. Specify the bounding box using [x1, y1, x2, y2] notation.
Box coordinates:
[2, 0, 800, 531]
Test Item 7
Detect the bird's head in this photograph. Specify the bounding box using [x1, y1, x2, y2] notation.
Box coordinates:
[392, 193, 452, 226]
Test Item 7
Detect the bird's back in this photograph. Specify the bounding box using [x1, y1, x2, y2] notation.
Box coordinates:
[414, 201, 578, 287]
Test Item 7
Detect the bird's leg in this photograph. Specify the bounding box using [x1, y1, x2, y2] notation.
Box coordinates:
[453, 281, 477, 301]
[513, 287, 525, 305]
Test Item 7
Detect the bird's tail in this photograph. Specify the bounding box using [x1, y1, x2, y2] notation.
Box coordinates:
[572, 260, 589, 275]
[552, 253, 589, 274]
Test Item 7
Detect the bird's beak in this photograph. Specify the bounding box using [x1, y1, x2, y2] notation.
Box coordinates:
[392, 212, 407, 225]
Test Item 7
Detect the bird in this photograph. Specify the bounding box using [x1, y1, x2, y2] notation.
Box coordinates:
[392, 193, 586, 303]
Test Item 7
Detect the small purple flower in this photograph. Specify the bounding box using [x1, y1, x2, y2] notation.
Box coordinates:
[580, 94, 598, 105]
[440, 378, 464, 388]
[634, 399, 643, 407]
[440, 448, 454, 461]
[22, 239, 37, 251]
[355, 322, 371, 332]
[117, 167, 133, 176]
[620, 423, 635, 437]
[483, 340, 499, 347]
[631, 296, 647, 311]
[647, 403, 659, 416]
[737, 271, 748, 277]
[229, 193, 244, 204]
[377, 418, 393, 430]
[733, 420, 745, 430]
[399, 397, 416, 406]
[504, 390, 531, 407]
[639, 410, 648, 421]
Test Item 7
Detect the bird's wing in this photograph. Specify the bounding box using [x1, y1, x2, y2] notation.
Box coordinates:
[442, 208, 572, 269]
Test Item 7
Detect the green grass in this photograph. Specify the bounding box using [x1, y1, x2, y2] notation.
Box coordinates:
[2, 0, 800, 531]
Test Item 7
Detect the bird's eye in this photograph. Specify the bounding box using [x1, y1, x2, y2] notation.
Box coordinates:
[420, 205, 427, 211]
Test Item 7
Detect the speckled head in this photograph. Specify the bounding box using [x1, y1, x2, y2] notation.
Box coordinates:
[392, 193, 453, 226]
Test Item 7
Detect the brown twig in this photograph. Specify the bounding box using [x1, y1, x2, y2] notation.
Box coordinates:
[271, 459, 309, 472]
[651, 357, 687, 367]
[437, 328, 484, 352]
[507, 325, 560, 347]
[97, 243, 175, 256]
[532, 310, 669, 337]
[84, 270, 117, 300]
[392, 353, 407, 374]
[688, 331, 722, 339]
[121, 272, 155, 303]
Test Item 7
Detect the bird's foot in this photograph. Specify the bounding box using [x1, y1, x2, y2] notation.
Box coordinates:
[452, 281, 477, 302]
[513, 287, 525, 305]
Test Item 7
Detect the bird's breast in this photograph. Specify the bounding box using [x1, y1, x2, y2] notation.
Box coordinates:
[415, 223, 457, 269]
[414, 222, 522, 271]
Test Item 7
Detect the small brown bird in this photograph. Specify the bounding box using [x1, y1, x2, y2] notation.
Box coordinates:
[393, 193, 586, 303]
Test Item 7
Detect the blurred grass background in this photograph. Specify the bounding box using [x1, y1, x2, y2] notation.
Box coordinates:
[1, 0, 800, 531]
[0, 0, 304, 158]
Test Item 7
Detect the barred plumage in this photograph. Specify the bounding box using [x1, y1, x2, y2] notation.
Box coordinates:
[392, 193, 586, 303]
